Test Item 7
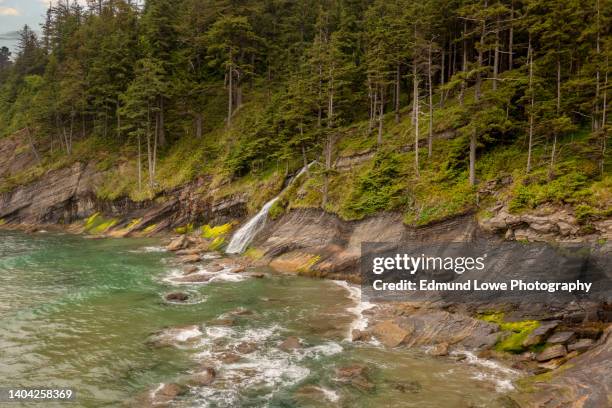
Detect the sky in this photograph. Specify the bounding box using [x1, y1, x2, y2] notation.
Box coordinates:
[0, 0, 87, 55]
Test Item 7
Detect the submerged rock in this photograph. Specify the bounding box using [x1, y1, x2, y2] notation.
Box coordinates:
[147, 325, 201, 348]
[335, 364, 375, 392]
[164, 292, 189, 302]
[236, 342, 257, 354]
[279, 336, 302, 351]
[388, 380, 422, 393]
[135, 382, 185, 407]
[206, 264, 224, 272]
[174, 274, 211, 283]
[189, 367, 216, 386]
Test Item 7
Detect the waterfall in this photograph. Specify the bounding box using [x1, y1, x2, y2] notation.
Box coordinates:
[225, 197, 279, 254]
[226, 163, 314, 254]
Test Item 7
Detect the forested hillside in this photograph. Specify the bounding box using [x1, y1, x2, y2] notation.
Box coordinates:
[0, 0, 610, 227]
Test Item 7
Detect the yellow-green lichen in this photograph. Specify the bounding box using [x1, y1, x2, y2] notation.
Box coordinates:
[244, 247, 264, 261]
[84, 212, 118, 234]
[209, 236, 225, 251]
[201, 223, 233, 239]
[297, 255, 321, 274]
[174, 223, 194, 235]
[143, 224, 157, 234]
[126, 218, 142, 229]
[479, 312, 540, 353]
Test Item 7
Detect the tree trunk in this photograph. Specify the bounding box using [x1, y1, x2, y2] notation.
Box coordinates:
[508, 1, 514, 69]
[147, 103, 153, 189]
[158, 96, 166, 147]
[395, 63, 400, 123]
[469, 129, 476, 185]
[414, 77, 420, 178]
[459, 21, 467, 107]
[323, 64, 335, 208]
[227, 58, 233, 127]
[25, 126, 40, 163]
[526, 37, 534, 174]
[601, 56, 608, 176]
[377, 85, 384, 145]
[137, 133, 142, 191]
[475, 4, 486, 101]
[493, 18, 499, 90]
[195, 113, 202, 138]
[428, 42, 434, 158]
[595, 0, 601, 129]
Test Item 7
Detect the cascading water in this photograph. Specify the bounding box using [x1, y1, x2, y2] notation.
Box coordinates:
[226, 163, 313, 254]
[225, 197, 279, 254]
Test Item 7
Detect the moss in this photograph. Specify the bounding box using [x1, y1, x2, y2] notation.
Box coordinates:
[142, 224, 157, 234]
[126, 218, 142, 229]
[209, 236, 225, 251]
[479, 312, 540, 354]
[0, 218, 5, 226]
[244, 247, 264, 261]
[200, 223, 233, 239]
[84, 212, 118, 234]
[297, 255, 321, 273]
[174, 223, 194, 235]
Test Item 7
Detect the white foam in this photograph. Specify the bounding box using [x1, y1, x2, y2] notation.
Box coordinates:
[297, 342, 343, 360]
[132, 246, 167, 253]
[316, 386, 340, 402]
[451, 350, 519, 392]
[174, 326, 203, 342]
[332, 280, 375, 341]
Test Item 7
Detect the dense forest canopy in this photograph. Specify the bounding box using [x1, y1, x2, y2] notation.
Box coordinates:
[0, 0, 610, 223]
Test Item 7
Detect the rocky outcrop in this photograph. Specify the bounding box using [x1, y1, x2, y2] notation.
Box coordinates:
[480, 204, 610, 243]
[519, 327, 612, 408]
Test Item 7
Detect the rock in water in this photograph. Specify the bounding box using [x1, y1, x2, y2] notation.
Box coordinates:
[351, 329, 371, 342]
[536, 345, 567, 362]
[335, 364, 375, 392]
[430, 342, 449, 356]
[167, 236, 187, 251]
[179, 254, 201, 263]
[164, 292, 189, 302]
[236, 342, 257, 354]
[183, 265, 199, 275]
[279, 336, 301, 351]
[371, 320, 412, 348]
[189, 367, 216, 386]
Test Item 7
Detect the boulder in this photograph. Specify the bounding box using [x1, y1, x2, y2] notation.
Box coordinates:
[250, 273, 265, 278]
[351, 329, 371, 342]
[164, 292, 189, 302]
[567, 338, 594, 353]
[189, 367, 216, 386]
[179, 254, 201, 263]
[205, 264, 224, 272]
[167, 236, 187, 251]
[232, 266, 246, 273]
[280, 336, 302, 351]
[536, 345, 567, 362]
[547, 331, 575, 345]
[522, 320, 560, 347]
[371, 320, 412, 348]
[175, 248, 200, 256]
[183, 265, 199, 275]
[174, 274, 211, 283]
[430, 342, 449, 356]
